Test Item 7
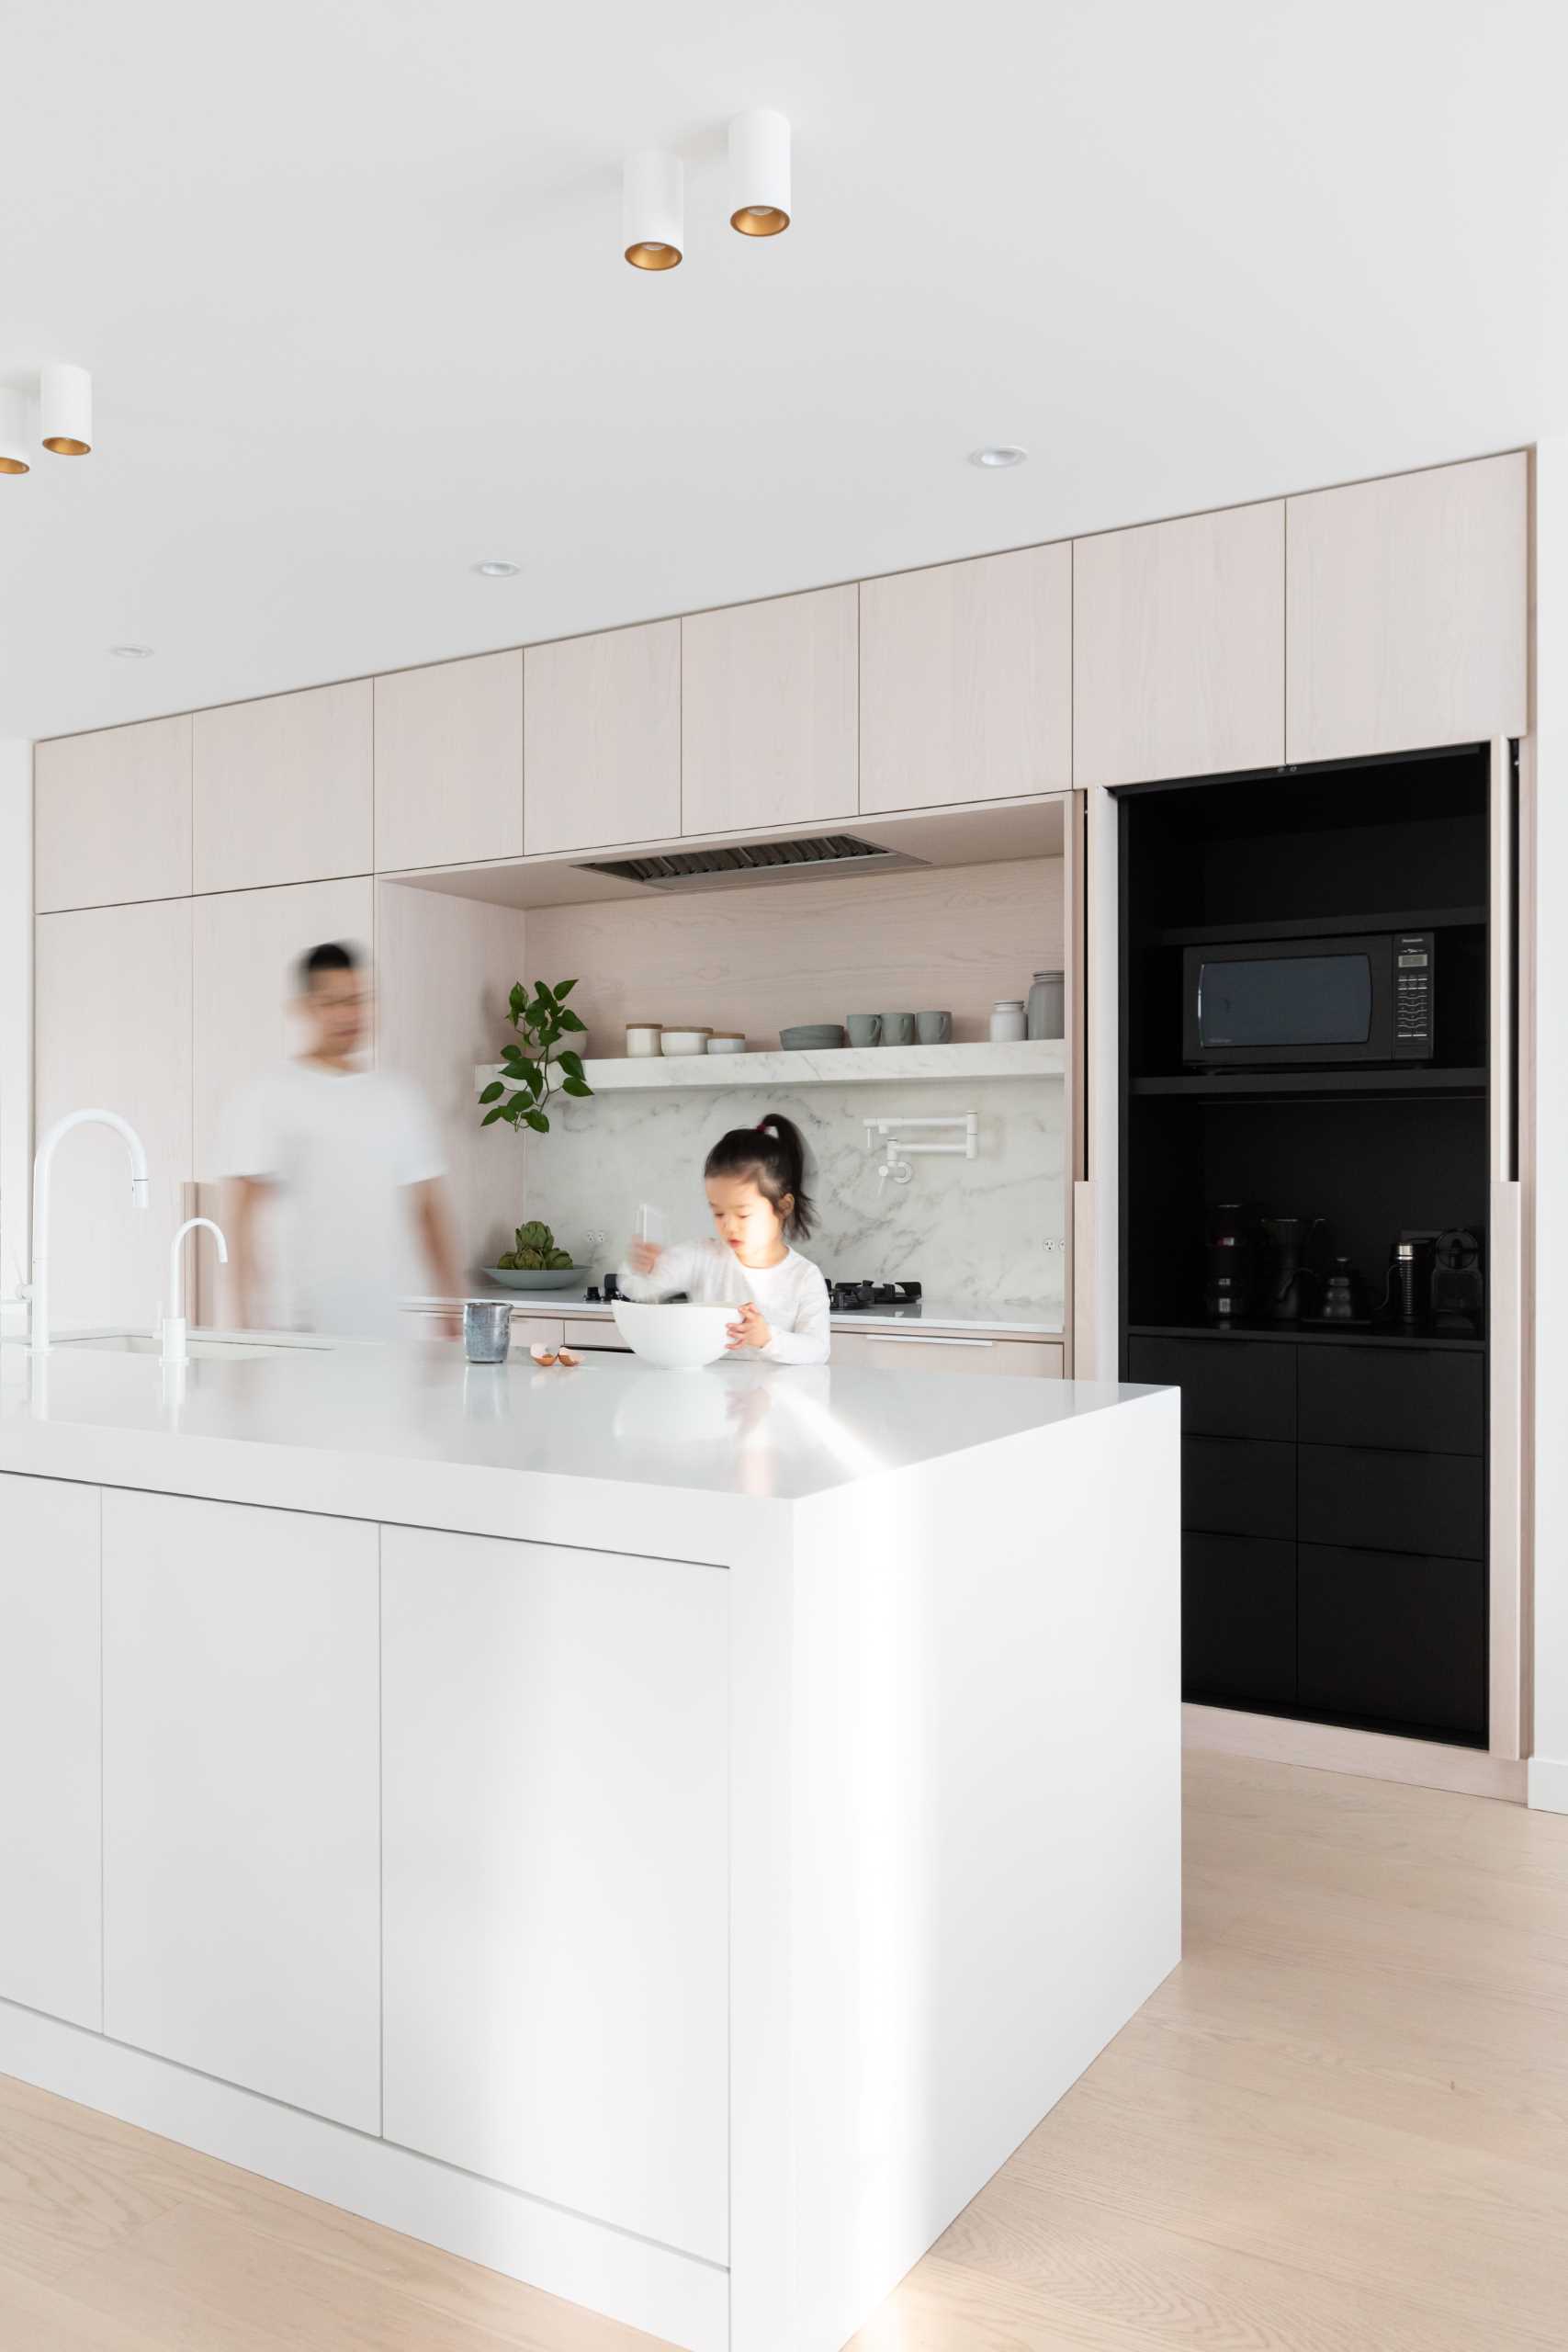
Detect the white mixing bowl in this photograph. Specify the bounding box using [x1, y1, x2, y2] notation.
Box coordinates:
[612, 1298, 739, 1368]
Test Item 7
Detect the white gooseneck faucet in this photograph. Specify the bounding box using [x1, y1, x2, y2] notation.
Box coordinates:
[165, 1217, 228, 1363]
[30, 1110, 151, 1354]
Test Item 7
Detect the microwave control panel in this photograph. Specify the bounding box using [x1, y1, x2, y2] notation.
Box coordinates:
[1393, 930, 1435, 1057]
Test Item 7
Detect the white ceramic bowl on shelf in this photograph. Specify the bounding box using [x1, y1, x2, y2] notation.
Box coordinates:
[612, 1298, 737, 1367]
[660, 1028, 711, 1057]
[707, 1033, 746, 1055]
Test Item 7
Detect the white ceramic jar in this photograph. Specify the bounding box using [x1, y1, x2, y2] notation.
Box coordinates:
[625, 1023, 663, 1057]
[660, 1027, 711, 1057]
[989, 999, 1027, 1044]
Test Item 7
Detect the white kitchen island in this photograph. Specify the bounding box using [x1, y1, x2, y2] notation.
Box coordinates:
[0, 1340, 1179, 2352]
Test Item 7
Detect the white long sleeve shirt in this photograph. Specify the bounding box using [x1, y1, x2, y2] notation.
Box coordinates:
[618, 1238, 831, 1363]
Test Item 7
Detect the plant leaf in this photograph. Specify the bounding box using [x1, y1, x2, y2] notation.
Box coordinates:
[508, 982, 525, 1019]
[480, 1105, 506, 1126]
[525, 1109, 550, 1134]
[552, 978, 578, 1001]
[557, 1008, 587, 1033]
[478, 1080, 503, 1104]
[560, 1076, 590, 1097]
[557, 1049, 584, 1080]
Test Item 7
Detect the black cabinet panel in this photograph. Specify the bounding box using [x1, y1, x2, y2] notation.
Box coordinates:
[1129, 1337, 1295, 1441]
[1299, 1444, 1483, 1561]
[1298, 1543, 1487, 1739]
[1182, 1534, 1296, 1707]
[1183, 1436, 1295, 1540]
[1297, 1348, 1483, 1456]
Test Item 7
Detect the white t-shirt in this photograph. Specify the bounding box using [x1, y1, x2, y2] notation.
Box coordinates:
[618, 1238, 831, 1363]
[221, 1062, 446, 1338]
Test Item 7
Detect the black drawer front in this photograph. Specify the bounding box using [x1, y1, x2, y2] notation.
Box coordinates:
[1299, 1444, 1483, 1561]
[1298, 1543, 1487, 1739]
[1297, 1348, 1483, 1457]
[1183, 1436, 1295, 1541]
[1129, 1338, 1294, 1442]
[1182, 1534, 1296, 1708]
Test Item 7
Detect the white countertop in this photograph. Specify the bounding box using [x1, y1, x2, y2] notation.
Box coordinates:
[410, 1285, 1066, 1339]
[0, 1337, 1157, 1555]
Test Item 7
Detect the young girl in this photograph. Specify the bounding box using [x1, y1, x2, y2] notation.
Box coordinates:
[621, 1113, 831, 1363]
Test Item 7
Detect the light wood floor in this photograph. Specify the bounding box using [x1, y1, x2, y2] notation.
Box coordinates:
[4, 1751, 1567, 2351]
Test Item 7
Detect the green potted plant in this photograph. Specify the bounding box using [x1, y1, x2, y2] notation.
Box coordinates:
[478, 980, 593, 1289]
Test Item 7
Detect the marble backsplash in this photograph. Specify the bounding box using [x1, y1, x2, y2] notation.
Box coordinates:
[513, 1075, 1065, 1320]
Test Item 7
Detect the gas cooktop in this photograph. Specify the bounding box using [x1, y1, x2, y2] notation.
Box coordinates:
[826, 1279, 923, 1315]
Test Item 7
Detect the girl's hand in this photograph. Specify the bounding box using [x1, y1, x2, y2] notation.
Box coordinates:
[726, 1302, 772, 1351]
[627, 1238, 663, 1276]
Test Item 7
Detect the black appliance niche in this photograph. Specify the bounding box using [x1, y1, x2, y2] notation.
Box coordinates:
[1118, 748, 1495, 1747]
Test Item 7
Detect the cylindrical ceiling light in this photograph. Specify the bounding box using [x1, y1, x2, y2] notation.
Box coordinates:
[0, 389, 31, 476]
[728, 108, 790, 236]
[623, 151, 683, 270]
[40, 362, 93, 456]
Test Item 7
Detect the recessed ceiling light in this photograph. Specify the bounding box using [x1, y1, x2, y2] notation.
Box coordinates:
[472, 559, 520, 578]
[969, 446, 1028, 469]
[109, 642, 153, 659]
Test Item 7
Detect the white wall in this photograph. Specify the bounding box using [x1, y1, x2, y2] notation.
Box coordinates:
[1530, 435, 1568, 1809]
[0, 741, 30, 1334]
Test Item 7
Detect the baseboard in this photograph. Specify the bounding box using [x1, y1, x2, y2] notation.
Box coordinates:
[1528, 1755, 1568, 1814]
[1182, 1702, 1528, 1803]
[0, 1998, 728, 2352]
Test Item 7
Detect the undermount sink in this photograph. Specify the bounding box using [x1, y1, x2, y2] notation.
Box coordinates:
[55, 1333, 332, 1361]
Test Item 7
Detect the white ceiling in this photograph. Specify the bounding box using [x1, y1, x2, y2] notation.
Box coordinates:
[2, 0, 1561, 742]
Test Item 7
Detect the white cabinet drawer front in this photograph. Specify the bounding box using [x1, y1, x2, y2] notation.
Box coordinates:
[1285, 452, 1528, 763]
[101, 1491, 380, 2131]
[524, 621, 680, 855]
[0, 1475, 102, 2029]
[381, 1526, 729, 2262]
[682, 584, 858, 836]
[860, 544, 1072, 813]
[830, 1332, 1064, 1377]
[35, 716, 193, 911]
[374, 650, 524, 872]
[194, 680, 373, 893]
[1074, 503, 1284, 786]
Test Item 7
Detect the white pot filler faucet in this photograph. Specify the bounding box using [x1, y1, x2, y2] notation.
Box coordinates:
[28, 1109, 151, 1354]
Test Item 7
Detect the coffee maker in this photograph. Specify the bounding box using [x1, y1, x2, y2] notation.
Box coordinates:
[1430, 1227, 1483, 1336]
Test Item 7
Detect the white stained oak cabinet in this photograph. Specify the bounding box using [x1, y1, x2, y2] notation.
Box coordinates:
[193, 679, 373, 895]
[1074, 503, 1285, 786]
[523, 620, 680, 856]
[682, 585, 858, 837]
[101, 1490, 380, 2132]
[0, 1476, 102, 2030]
[34, 898, 194, 1336]
[859, 544, 1072, 814]
[380, 1525, 729, 2263]
[374, 650, 524, 873]
[828, 1332, 1065, 1376]
[1285, 452, 1529, 764]
[34, 715, 193, 913]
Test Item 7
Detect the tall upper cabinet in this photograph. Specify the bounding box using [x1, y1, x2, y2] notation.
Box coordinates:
[681, 585, 857, 837]
[193, 680, 373, 894]
[1285, 452, 1529, 763]
[1073, 503, 1285, 787]
[35, 715, 193, 912]
[524, 620, 680, 856]
[374, 650, 523, 873]
[860, 545, 1072, 813]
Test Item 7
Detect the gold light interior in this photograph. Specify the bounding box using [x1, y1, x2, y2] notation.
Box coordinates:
[625, 240, 682, 271]
[0, 456, 28, 475]
[43, 435, 91, 456]
[730, 203, 789, 236]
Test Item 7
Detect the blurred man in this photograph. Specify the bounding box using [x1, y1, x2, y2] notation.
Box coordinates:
[225, 941, 462, 1338]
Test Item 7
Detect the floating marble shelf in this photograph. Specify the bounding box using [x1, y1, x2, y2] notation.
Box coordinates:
[476, 1039, 1066, 1095]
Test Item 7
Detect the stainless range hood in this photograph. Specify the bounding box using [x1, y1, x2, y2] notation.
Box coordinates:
[571, 831, 931, 893]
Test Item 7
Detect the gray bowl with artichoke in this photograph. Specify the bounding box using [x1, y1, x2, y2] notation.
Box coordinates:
[485, 1221, 581, 1291]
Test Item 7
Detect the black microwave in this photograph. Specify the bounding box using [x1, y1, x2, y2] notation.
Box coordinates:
[1182, 931, 1435, 1068]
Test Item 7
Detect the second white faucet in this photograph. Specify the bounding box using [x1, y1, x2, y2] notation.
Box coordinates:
[166, 1217, 229, 1363]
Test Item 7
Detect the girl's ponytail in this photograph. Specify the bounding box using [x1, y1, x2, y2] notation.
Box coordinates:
[705, 1110, 816, 1238]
